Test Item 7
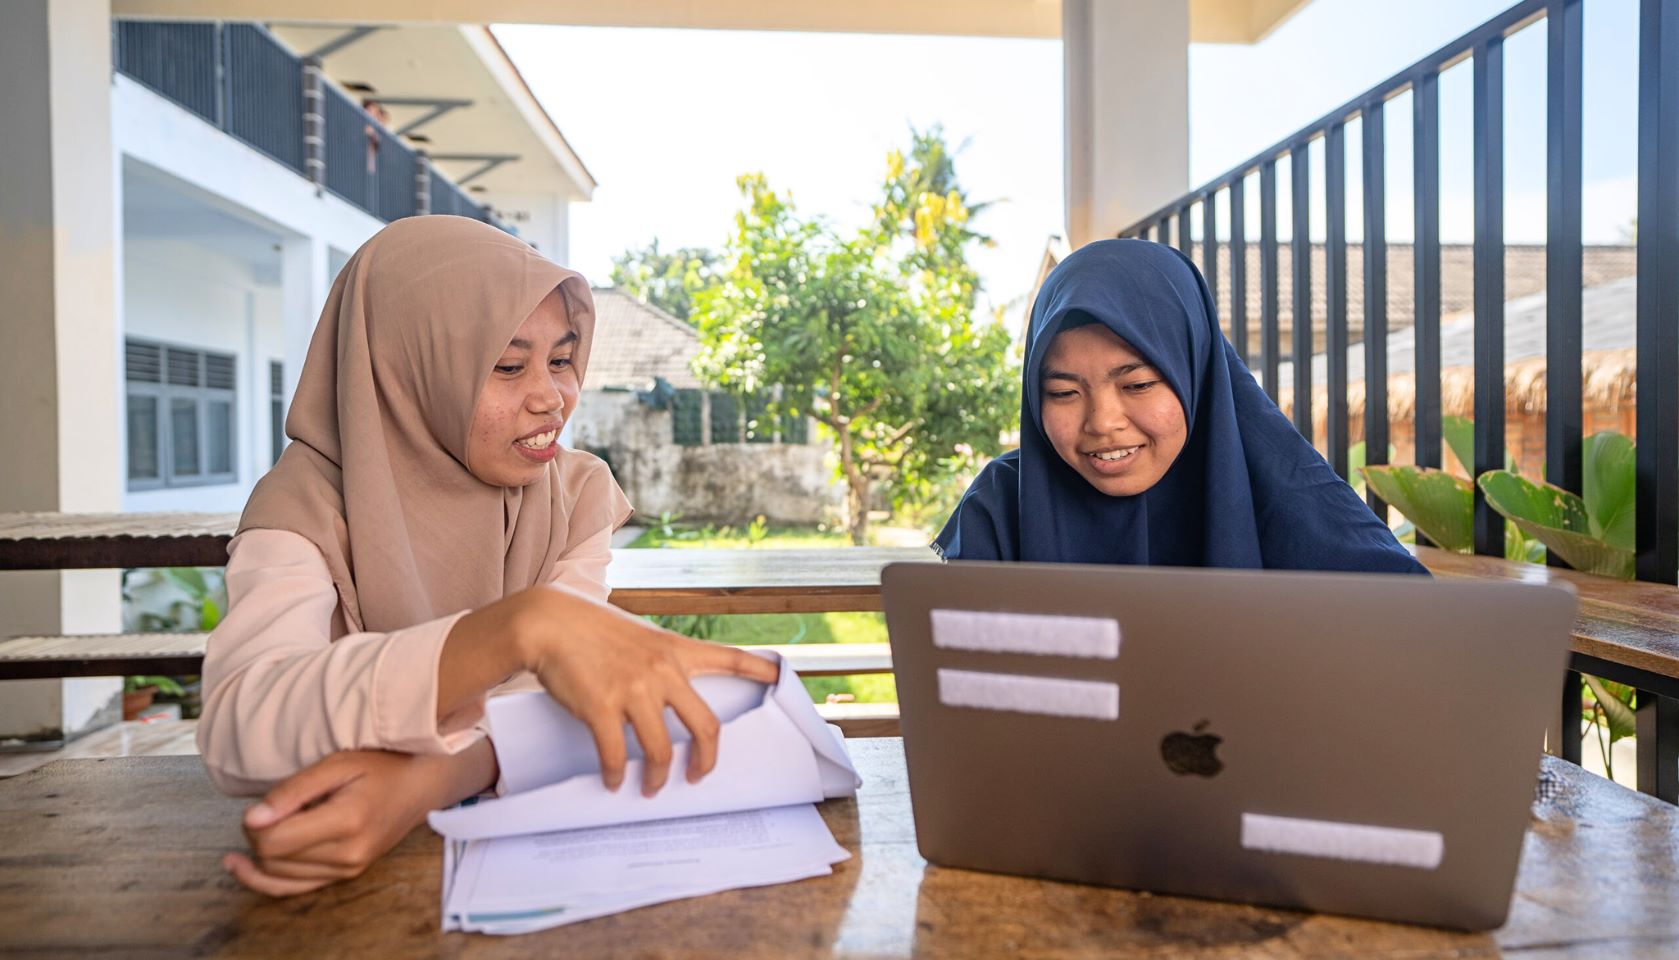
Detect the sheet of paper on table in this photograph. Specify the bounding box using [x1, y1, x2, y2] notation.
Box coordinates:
[429, 651, 861, 935]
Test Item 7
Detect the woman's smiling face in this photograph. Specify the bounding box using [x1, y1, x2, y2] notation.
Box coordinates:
[466, 288, 580, 487]
[1039, 322, 1188, 497]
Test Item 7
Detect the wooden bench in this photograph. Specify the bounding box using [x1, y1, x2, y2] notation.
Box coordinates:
[7, 511, 1679, 795]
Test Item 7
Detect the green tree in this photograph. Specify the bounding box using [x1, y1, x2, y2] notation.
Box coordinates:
[693, 131, 1018, 545]
[609, 239, 721, 322]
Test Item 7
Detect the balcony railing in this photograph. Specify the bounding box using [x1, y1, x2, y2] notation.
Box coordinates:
[1122, 0, 1679, 794]
[112, 20, 501, 231]
[1122, 0, 1676, 580]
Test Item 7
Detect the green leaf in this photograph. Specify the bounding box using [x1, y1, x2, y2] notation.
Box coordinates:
[1583, 431, 1636, 549]
[1584, 674, 1638, 742]
[1442, 415, 1475, 475]
[161, 567, 209, 598]
[199, 597, 221, 632]
[1478, 471, 1633, 578]
[1359, 465, 1474, 552]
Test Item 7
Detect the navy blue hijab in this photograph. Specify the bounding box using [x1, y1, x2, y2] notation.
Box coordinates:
[935, 239, 1424, 574]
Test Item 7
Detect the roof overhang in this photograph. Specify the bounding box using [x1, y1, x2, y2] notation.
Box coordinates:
[115, 0, 1315, 45]
[265, 22, 594, 199]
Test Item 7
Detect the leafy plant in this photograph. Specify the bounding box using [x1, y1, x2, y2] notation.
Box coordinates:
[692, 129, 1019, 545]
[124, 675, 184, 696]
[124, 567, 225, 632]
[1582, 675, 1637, 781]
[746, 514, 769, 548]
[1359, 416, 1541, 563]
[1477, 432, 1635, 578]
[1360, 463, 1476, 552]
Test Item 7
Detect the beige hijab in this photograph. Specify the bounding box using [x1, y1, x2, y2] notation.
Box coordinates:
[239, 215, 632, 633]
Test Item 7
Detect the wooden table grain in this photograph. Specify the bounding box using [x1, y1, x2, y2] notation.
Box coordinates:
[1, 740, 1675, 958]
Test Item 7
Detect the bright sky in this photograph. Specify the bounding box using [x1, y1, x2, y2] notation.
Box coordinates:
[495, 0, 1642, 324]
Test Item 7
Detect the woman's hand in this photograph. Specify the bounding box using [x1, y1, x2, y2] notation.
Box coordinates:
[439, 584, 780, 799]
[224, 740, 496, 898]
[511, 588, 780, 797]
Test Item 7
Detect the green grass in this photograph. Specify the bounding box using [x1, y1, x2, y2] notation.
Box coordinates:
[627, 522, 896, 703]
[628, 522, 849, 550]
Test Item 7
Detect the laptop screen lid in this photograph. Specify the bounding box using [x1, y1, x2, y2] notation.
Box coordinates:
[881, 561, 1576, 931]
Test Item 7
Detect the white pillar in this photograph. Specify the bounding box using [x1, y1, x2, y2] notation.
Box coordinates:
[279, 236, 330, 420]
[1063, 0, 1190, 247]
[0, 0, 125, 745]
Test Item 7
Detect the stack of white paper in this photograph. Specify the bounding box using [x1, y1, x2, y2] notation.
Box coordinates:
[429, 651, 862, 934]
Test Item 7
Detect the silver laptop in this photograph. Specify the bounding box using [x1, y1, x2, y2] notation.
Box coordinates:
[881, 561, 1577, 931]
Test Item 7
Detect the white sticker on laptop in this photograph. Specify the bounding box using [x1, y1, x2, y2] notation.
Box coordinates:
[936, 668, 1119, 721]
[1240, 813, 1444, 870]
[931, 609, 1121, 659]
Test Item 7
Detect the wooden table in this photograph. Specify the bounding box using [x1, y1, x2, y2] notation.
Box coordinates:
[1, 740, 1675, 958]
[1419, 544, 1679, 802]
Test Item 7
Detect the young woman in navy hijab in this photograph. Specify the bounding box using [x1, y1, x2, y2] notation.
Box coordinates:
[935, 238, 1425, 574]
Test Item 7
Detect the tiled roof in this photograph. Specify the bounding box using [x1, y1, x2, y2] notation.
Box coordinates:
[1280, 275, 1637, 387]
[582, 288, 703, 390]
[1198, 242, 1637, 355]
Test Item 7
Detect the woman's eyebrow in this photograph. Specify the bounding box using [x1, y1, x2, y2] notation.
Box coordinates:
[508, 332, 580, 350]
[1106, 362, 1151, 379]
[1042, 370, 1081, 383]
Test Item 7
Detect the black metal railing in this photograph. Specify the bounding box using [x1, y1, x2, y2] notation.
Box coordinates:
[1122, 0, 1679, 800]
[112, 19, 502, 231]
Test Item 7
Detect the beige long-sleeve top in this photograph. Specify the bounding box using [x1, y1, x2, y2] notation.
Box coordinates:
[197, 526, 612, 796]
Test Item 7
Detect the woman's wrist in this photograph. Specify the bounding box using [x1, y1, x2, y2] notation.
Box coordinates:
[415, 738, 499, 815]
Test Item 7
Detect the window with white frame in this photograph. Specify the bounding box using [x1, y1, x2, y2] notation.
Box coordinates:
[270, 360, 285, 466]
[125, 339, 238, 489]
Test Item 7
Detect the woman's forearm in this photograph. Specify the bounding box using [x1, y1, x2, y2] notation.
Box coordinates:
[434, 593, 531, 725]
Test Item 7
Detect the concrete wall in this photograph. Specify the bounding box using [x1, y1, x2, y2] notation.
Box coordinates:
[571, 391, 844, 525]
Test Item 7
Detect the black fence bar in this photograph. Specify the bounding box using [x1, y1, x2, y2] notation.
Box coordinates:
[113, 17, 501, 233]
[1472, 38, 1506, 557]
[1413, 70, 1443, 476]
[1230, 177, 1249, 365]
[1636, 0, 1679, 586]
[1178, 204, 1195, 258]
[1546, 0, 1585, 541]
[1260, 159, 1281, 401]
[1640, 695, 1679, 803]
[1156, 220, 1170, 245]
[1325, 122, 1350, 479]
[1363, 100, 1389, 518]
[1291, 145, 1313, 436]
[1558, 671, 1584, 766]
[1202, 192, 1220, 342]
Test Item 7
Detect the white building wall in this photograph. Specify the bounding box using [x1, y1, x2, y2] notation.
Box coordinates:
[484, 189, 570, 266]
[120, 238, 287, 512]
[112, 74, 385, 512]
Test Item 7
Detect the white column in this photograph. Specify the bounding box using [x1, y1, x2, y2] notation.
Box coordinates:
[0, 0, 125, 744]
[1063, 0, 1190, 247]
[279, 236, 330, 420]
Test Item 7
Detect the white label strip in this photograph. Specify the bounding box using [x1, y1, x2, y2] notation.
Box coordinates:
[1240, 813, 1444, 870]
[936, 668, 1119, 721]
[931, 609, 1121, 659]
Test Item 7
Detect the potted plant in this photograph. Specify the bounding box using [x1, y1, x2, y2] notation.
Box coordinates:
[122, 675, 185, 720]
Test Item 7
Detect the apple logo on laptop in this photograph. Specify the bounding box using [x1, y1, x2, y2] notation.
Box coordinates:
[1161, 720, 1223, 777]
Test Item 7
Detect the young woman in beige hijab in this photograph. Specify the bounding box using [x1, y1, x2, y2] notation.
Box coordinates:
[197, 215, 777, 897]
